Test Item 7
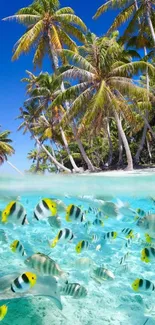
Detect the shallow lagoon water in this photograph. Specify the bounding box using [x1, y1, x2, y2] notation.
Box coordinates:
[0, 172, 155, 324]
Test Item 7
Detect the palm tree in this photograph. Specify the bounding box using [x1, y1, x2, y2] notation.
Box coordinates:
[94, 0, 155, 46]
[0, 130, 14, 164]
[3, 0, 95, 172]
[17, 103, 71, 173]
[51, 35, 154, 170]
[22, 71, 80, 172]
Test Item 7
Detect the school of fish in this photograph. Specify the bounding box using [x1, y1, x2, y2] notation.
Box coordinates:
[0, 195, 155, 322]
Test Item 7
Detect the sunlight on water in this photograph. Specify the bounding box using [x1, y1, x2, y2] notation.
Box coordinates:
[0, 173, 155, 325]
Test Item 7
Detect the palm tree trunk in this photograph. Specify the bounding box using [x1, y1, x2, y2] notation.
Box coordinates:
[47, 31, 95, 172]
[6, 161, 24, 176]
[106, 118, 113, 166]
[50, 141, 60, 173]
[71, 122, 96, 171]
[146, 137, 152, 163]
[22, 113, 71, 172]
[60, 126, 80, 172]
[145, 1, 155, 46]
[117, 129, 123, 167]
[34, 143, 41, 173]
[114, 111, 133, 171]
[134, 121, 148, 165]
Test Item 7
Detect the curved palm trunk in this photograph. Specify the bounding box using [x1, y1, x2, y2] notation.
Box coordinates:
[6, 161, 24, 176]
[23, 115, 71, 173]
[48, 31, 95, 172]
[71, 122, 96, 171]
[146, 137, 152, 163]
[50, 141, 60, 173]
[60, 127, 80, 172]
[114, 111, 133, 171]
[106, 118, 113, 166]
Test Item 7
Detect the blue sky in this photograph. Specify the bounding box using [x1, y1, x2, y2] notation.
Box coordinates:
[0, 0, 118, 173]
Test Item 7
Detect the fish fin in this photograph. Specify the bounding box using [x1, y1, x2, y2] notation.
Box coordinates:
[50, 237, 58, 248]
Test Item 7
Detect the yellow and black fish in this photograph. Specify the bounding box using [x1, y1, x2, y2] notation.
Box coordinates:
[34, 198, 57, 221]
[50, 228, 74, 248]
[75, 240, 89, 254]
[66, 205, 84, 223]
[2, 201, 28, 225]
[92, 219, 104, 227]
[122, 228, 134, 239]
[141, 247, 155, 263]
[10, 240, 26, 256]
[11, 272, 37, 293]
[132, 278, 155, 292]
[103, 231, 117, 241]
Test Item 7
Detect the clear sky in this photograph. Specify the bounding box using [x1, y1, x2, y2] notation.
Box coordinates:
[0, 0, 118, 174]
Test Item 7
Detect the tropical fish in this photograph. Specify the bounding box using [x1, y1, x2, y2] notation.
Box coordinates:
[83, 221, 91, 231]
[141, 247, 155, 263]
[96, 244, 101, 251]
[2, 201, 28, 225]
[119, 252, 130, 265]
[47, 215, 61, 229]
[0, 305, 8, 321]
[66, 205, 84, 223]
[10, 240, 26, 256]
[50, 198, 66, 214]
[60, 283, 87, 299]
[92, 234, 100, 243]
[0, 229, 7, 243]
[88, 206, 99, 214]
[11, 272, 37, 293]
[50, 228, 74, 248]
[132, 278, 155, 292]
[124, 238, 133, 249]
[74, 257, 94, 270]
[144, 233, 155, 245]
[137, 214, 155, 238]
[34, 199, 57, 221]
[93, 267, 115, 281]
[0, 273, 62, 310]
[102, 231, 117, 241]
[100, 202, 118, 218]
[75, 240, 89, 254]
[121, 228, 134, 239]
[25, 253, 66, 278]
[92, 219, 104, 227]
[136, 208, 146, 217]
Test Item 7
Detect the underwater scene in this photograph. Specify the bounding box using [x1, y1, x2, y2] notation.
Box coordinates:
[0, 173, 155, 325]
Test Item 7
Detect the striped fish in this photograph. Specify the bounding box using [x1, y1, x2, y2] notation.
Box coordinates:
[2, 201, 28, 225]
[50, 228, 74, 248]
[141, 247, 155, 263]
[10, 240, 26, 256]
[75, 240, 89, 254]
[132, 278, 155, 292]
[102, 231, 117, 241]
[93, 219, 104, 227]
[66, 205, 84, 223]
[61, 283, 87, 298]
[93, 267, 115, 281]
[34, 198, 57, 221]
[122, 228, 134, 239]
[25, 253, 66, 278]
[11, 272, 37, 293]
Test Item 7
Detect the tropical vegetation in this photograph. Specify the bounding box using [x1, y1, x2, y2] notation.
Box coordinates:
[2, 0, 155, 173]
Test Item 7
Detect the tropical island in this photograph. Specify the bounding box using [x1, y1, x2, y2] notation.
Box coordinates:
[1, 0, 155, 174]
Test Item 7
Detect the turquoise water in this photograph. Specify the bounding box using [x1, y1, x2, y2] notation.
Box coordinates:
[0, 172, 155, 325]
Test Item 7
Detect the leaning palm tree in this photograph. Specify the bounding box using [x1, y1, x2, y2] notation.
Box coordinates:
[51, 35, 155, 170]
[3, 0, 95, 172]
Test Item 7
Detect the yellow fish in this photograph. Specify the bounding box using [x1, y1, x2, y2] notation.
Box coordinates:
[75, 240, 89, 254]
[0, 305, 8, 321]
[66, 205, 84, 223]
[34, 199, 57, 221]
[2, 201, 28, 225]
[132, 278, 155, 292]
[11, 272, 37, 293]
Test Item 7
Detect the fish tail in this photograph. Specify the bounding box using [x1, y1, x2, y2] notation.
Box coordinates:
[51, 237, 58, 248]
